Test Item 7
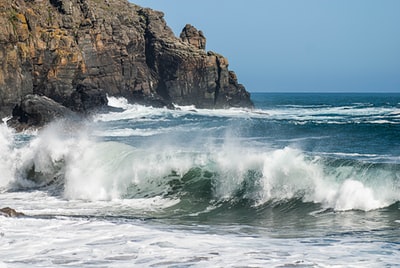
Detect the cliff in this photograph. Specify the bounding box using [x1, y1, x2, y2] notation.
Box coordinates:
[0, 0, 253, 125]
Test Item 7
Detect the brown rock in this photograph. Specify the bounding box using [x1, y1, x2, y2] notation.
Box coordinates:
[0, 0, 253, 122]
[0, 207, 25, 217]
[180, 24, 206, 50]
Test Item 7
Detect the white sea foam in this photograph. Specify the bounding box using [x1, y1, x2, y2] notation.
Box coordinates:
[1, 120, 398, 211]
[1, 100, 399, 211]
[0, 198, 397, 267]
[63, 138, 394, 211]
[94, 104, 168, 122]
[257, 105, 399, 124]
[255, 147, 396, 211]
[97, 97, 256, 123]
[107, 95, 131, 109]
[1, 95, 399, 267]
[174, 103, 255, 118]
[0, 124, 16, 188]
[193, 144, 397, 211]
[102, 96, 400, 125]
[197, 142, 397, 211]
[331, 179, 383, 211]
[64, 140, 195, 201]
[93, 128, 164, 137]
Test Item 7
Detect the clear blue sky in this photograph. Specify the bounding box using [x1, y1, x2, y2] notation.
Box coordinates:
[132, 0, 400, 93]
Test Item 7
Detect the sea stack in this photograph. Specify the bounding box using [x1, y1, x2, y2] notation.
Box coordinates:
[0, 0, 253, 128]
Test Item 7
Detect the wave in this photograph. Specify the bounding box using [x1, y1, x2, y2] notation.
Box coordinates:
[95, 96, 255, 123]
[261, 105, 399, 124]
[100, 96, 400, 126]
[1, 122, 399, 213]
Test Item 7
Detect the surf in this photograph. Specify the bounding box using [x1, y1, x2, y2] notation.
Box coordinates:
[2, 93, 400, 268]
[1, 119, 399, 215]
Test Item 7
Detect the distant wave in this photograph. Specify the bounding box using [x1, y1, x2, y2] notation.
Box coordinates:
[99, 96, 400, 125]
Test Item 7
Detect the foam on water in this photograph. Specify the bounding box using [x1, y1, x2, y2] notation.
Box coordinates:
[96, 97, 256, 123]
[0, 123, 15, 188]
[1, 118, 399, 211]
[106, 95, 130, 109]
[262, 105, 400, 124]
[93, 128, 164, 137]
[102, 96, 400, 126]
[1, 93, 399, 267]
[0, 209, 398, 267]
[61, 136, 399, 211]
[256, 147, 398, 211]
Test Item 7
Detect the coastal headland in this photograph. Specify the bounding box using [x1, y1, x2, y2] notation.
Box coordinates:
[0, 0, 253, 129]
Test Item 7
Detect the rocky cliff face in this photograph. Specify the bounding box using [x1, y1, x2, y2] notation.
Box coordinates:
[0, 0, 253, 121]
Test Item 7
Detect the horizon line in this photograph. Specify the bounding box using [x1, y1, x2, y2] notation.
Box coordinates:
[249, 91, 400, 94]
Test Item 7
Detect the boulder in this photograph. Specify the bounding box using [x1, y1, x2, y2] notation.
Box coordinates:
[0, 207, 25, 217]
[7, 94, 75, 130]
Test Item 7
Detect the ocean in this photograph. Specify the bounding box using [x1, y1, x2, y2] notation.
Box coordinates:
[0, 93, 399, 267]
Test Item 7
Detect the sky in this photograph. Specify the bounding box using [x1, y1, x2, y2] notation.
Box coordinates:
[131, 0, 400, 93]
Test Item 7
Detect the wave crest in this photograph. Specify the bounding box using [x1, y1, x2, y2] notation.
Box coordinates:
[1, 121, 399, 212]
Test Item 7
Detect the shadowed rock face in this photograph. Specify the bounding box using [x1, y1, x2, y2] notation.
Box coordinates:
[7, 94, 77, 130]
[0, 0, 253, 126]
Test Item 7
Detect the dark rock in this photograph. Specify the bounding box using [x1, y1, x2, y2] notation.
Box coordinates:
[0, 207, 25, 217]
[180, 24, 206, 50]
[7, 94, 76, 130]
[0, 0, 253, 126]
[67, 83, 108, 112]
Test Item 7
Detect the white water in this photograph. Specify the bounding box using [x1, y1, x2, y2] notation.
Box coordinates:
[1, 212, 397, 267]
[0, 124, 15, 188]
[1, 96, 400, 267]
[0, 120, 397, 211]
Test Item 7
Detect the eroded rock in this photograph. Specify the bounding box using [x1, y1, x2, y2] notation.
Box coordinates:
[180, 24, 206, 50]
[0, 0, 253, 125]
[7, 94, 76, 130]
[0, 207, 25, 217]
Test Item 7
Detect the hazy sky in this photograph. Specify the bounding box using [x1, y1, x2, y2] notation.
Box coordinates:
[132, 1, 400, 92]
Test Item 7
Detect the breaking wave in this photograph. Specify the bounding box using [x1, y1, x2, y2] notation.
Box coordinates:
[1, 120, 399, 214]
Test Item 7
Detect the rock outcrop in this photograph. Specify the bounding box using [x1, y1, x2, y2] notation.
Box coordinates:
[180, 24, 206, 50]
[0, 0, 253, 127]
[7, 94, 76, 130]
[0, 207, 25, 217]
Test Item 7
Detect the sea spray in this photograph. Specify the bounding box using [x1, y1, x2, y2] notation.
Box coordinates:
[332, 179, 383, 211]
[0, 120, 91, 190]
[65, 141, 136, 200]
[2, 124, 397, 212]
[1, 98, 399, 212]
[64, 142, 195, 201]
[62, 136, 399, 211]
[257, 147, 399, 211]
[0, 123, 15, 188]
[1, 93, 400, 267]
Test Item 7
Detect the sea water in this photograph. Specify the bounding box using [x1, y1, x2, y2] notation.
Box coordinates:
[0, 93, 399, 267]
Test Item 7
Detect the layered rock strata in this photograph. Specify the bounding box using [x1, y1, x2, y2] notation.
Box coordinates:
[0, 0, 253, 128]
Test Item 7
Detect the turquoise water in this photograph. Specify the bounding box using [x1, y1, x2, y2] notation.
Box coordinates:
[0, 93, 399, 267]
